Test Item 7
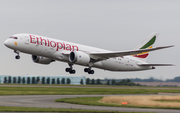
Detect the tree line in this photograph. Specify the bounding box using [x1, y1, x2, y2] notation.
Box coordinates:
[101, 76, 180, 83]
[3, 76, 74, 84]
[86, 78, 141, 86]
[86, 78, 102, 85]
[3, 76, 148, 86]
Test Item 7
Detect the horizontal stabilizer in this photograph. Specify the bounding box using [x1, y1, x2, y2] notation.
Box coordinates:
[137, 64, 175, 66]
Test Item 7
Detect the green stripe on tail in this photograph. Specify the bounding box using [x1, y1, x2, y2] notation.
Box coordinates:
[140, 36, 156, 49]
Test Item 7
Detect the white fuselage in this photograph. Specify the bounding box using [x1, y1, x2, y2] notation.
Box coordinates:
[4, 33, 152, 72]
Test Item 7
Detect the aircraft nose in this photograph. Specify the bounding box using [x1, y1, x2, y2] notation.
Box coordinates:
[4, 39, 10, 47]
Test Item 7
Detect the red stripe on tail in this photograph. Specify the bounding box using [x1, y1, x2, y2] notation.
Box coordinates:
[133, 53, 149, 58]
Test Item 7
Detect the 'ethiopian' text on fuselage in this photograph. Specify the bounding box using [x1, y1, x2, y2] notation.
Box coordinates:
[29, 35, 79, 51]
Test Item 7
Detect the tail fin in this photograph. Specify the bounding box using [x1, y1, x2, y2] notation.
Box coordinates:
[133, 32, 159, 61]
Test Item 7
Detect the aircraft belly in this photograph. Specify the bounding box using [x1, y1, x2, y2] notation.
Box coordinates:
[53, 51, 69, 62]
[97, 58, 151, 71]
[100, 59, 120, 71]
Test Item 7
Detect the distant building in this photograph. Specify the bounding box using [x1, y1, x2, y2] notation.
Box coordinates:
[0, 75, 86, 85]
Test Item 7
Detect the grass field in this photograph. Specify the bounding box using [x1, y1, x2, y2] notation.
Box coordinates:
[100, 95, 180, 108]
[1, 84, 180, 88]
[0, 106, 141, 113]
[56, 96, 180, 109]
[0, 84, 179, 112]
[1, 85, 180, 95]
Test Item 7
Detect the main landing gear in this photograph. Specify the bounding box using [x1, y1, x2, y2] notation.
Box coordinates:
[65, 64, 76, 74]
[84, 67, 94, 74]
[14, 50, 20, 59]
[65, 64, 95, 74]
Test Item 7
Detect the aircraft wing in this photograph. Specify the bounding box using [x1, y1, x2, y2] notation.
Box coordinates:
[89, 45, 174, 61]
[62, 51, 71, 56]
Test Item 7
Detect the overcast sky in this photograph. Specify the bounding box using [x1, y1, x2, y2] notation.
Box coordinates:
[0, 0, 179, 80]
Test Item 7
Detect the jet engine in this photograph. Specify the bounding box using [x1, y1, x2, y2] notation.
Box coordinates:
[32, 55, 55, 64]
[69, 51, 90, 65]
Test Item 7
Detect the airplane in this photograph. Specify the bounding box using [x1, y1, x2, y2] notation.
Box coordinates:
[4, 32, 174, 74]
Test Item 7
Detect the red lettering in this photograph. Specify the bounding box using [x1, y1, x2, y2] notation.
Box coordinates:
[63, 42, 65, 50]
[36, 37, 39, 45]
[56, 42, 63, 51]
[39, 37, 47, 46]
[29, 36, 79, 52]
[50, 41, 56, 48]
[47, 39, 50, 47]
[72, 45, 79, 51]
[29, 35, 36, 44]
[66, 44, 71, 51]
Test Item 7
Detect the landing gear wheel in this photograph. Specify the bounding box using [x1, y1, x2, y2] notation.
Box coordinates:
[88, 71, 91, 74]
[65, 63, 76, 74]
[66, 68, 69, 72]
[88, 70, 94, 74]
[90, 70, 94, 74]
[72, 70, 76, 74]
[69, 70, 76, 74]
[84, 68, 88, 72]
[66, 68, 72, 72]
[84, 68, 95, 74]
[15, 55, 20, 59]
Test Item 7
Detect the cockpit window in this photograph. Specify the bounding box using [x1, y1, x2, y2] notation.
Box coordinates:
[9, 36, 18, 39]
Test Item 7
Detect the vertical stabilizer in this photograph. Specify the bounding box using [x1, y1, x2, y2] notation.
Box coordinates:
[133, 32, 159, 61]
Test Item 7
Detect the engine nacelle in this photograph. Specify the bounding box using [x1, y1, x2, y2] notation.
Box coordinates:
[32, 55, 54, 65]
[69, 51, 90, 65]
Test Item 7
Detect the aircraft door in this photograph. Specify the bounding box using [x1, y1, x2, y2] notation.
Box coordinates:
[18, 36, 32, 52]
[24, 36, 29, 45]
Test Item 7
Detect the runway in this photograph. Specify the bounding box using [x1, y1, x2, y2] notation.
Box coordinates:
[0, 95, 180, 113]
[1, 84, 180, 89]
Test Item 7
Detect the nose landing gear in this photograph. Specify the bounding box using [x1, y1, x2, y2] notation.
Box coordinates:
[14, 50, 20, 59]
[15, 55, 20, 59]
